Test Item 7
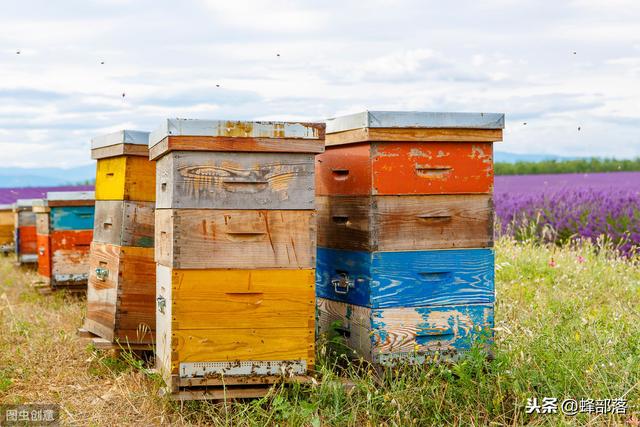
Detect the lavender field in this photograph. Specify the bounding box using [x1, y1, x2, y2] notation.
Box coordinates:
[494, 171, 640, 256]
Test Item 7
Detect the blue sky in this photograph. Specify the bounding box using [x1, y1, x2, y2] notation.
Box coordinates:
[1, 0, 639, 167]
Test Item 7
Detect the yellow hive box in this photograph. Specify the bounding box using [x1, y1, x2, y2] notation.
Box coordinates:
[156, 267, 316, 390]
[96, 156, 156, 202]
[0, 207, 14, 245]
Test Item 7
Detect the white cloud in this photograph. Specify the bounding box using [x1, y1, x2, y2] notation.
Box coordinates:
[0, 0, 638, 167]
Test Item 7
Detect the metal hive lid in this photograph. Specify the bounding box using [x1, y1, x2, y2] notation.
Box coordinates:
[15, 198, 39, 207]
[326, 111, 505, 134]
[46, 191, 95, 201]
[91, 130, 150, 149]
[148, 118, 324, 148]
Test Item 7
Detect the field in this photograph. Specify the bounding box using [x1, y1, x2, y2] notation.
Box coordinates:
[0, 236, 638, 426]
[495, 172, 640, 256]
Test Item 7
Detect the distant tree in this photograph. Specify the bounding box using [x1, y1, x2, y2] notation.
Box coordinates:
[495, 157, 640, 175]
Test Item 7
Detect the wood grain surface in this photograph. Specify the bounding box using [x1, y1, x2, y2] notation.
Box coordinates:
[316, 195, 493, 251]
[95, 156, 156, 202]
[316, 248, 495, 308]
[317, 298, 494, 363]
[92, 200, 155, 247]
[155, 209, 316, 269]
[155, 151, 315, 210]
[316, 141, 494, 195]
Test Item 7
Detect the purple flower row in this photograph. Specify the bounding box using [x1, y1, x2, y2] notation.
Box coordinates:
[494, 172, 640, 256]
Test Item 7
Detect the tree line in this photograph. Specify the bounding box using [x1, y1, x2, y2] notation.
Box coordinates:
[495, 157, 640, 175]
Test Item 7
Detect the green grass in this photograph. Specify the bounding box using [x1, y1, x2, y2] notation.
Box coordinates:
[172, 237, 640, 426]
[0, 238, 638, 425]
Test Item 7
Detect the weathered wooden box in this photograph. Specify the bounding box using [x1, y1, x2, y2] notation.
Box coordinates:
[155, 209, 316, 269]
[155, 151, 315, 210]
[93, 130, 155, 202]
[316, 195, 493, 251]
[316, 248, 495, 308]
[150, 119, 323, 398]
[0, 204, 14, 247]
[85, 129, 156, 345]
[317, 298, 494, 364]
[156, 266, 315, 389]
[85, 242, 155, 344]
[93, 200, 155, 247]
[315, 111, 504, 365]
[316, 111, 503, 195]
[33, 192, 95, 287]
[13, 199, 38, 264]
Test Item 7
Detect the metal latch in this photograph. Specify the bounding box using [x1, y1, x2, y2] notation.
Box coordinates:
[95, 267, 109, 281]
[157, 295, 166, 314]
[332, 273, 355, 295]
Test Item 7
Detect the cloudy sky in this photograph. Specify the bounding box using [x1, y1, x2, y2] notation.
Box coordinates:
[1, 0, 639, 168]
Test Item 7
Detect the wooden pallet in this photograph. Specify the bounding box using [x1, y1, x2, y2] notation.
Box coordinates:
[160, 375, 353, 401]
[76, 328, 153, 351]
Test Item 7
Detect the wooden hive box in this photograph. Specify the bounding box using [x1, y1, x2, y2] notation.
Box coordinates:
[315, 111, 504, 364]
[316, 298, 494, 364]
[13, 199, 38, 264]
[316, 111, 504, 196]
[150, 119, 324, 398]
[0, 204, 15, 249]
[33, 192, 95, 288]
[315, 248, 495, 308]
[94, 130, 156, 202]
[84, 129, 157, 346]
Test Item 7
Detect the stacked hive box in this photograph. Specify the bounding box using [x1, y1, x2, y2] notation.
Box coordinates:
[0, 204, 14, 254]
[13, 199, 38, 265]
[33, 191, 95, 289]
[84, 130, 156, 346]
[315, 111, 504, 365]
[150, 118, 324, 398]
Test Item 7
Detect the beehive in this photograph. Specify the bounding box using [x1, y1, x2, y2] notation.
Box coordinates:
[33, 191, 95, 289]
[84, 130, 156, 346]
[0, 204, 14, 252]
[315, 111, 504, 365]
[151, 118, 324, 398]
[13, 199, 38, 264]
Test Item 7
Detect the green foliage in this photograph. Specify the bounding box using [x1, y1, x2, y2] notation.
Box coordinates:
[0, 370, 13, 393]
[495, 157, 640, 175]
[174, 238, 640, 426]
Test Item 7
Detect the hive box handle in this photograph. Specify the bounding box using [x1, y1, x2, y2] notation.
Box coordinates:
[418, 271, 452, 280]
[414, 165, 452, 178]
[332, 272, 355, 295]
[415, 333, 455, 345]
[416, 214, 452, 222]
[332, 215, 349, 224]
[331, 169, 350, 181]
[95, 267, 109, 281]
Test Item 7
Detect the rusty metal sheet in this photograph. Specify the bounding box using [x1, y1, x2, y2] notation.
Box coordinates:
[149, 118, 325, 148]
[91, 130, 150, 149]
[326, 111, 505, 134]
[46, 191, 95, 201]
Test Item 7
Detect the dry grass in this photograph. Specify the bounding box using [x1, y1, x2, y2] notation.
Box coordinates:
[0, 238, 639, 426]
[0, 259, 175, 426]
